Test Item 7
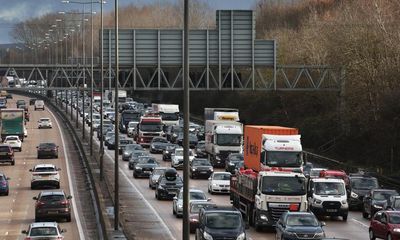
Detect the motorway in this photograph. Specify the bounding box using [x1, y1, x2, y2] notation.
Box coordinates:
[0, 95, 88, 240]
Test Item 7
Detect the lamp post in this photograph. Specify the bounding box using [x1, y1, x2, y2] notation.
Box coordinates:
[114, 0, 119, 231]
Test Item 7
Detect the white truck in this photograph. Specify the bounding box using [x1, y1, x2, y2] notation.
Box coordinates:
[204, 108, 239, 121]
[205, 120, 243, 167]
[106, 90, 127, 104]
[307, 178, 349, 221]
[152, 104, 180, 126]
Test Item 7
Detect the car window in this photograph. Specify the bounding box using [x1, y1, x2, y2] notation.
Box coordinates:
[30, 227, 58, 236]
[205, 212, 241, 229]
[286, 215, 319, 227]
[213, 173, 231, 181]
[389, 214, 400, 224]
[190, 191, 206, 200]
[191, 203, 214, 213]
[35, 167, 56, 172]
[394, 199, 400, 208]
[39, 143, 56, 148]
[193, 160, 210, 166]
[153, 169, 166, 175]
[373, 191, 397, 201]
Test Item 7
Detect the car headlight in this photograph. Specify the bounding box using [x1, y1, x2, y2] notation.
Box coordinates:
[285, 231, 296, 236]
[229, 162, 235, 166]
[315, 231, 325, 237]
[177, 203, 182, 208]
[341, 199, 347, 205]
[135, 167, 142, 170]
[158, 185, 164, 190]
[165, 151, 169, 154]
[260, 214, 268, 221]
[209, 167, 214, 172]
[203, 232, 213, 240]
[192, 168, 196, 171]
[394, 228, 400, 233]
[373, 204, 383, 209]
[350, 191, 358, 198]
[236, 232, 245, 240]
[314, 199, 322, 204]
[212, 183, 218, 187]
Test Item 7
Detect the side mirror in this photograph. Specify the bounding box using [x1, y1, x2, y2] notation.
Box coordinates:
[33, 197, 38, 200]
[320, 221, 326, 227]
[21, 230, 27, 234]
[29, 169, 33, 172]
[67, 195, 72, 199]
[6, 177, 10, 180]
[207, 198, 211, 202]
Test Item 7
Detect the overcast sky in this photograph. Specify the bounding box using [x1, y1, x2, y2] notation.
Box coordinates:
[0, 0, 256, 44]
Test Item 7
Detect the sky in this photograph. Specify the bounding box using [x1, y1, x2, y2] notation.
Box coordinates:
[0, 0, 256, 44]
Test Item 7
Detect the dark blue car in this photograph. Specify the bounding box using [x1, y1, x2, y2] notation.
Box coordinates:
[0, 173, 10, 196]
[276, 212, 325, 240]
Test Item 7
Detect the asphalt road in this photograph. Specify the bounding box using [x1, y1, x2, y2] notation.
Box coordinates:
[0, 96, 84, 240]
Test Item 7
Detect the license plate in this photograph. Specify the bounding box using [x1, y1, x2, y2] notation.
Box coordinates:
[143, 171, 151, 174]
[168, 191, 176, 195]
[201, 171, 207, 174]
[326, 209, 337, 212]
[48, 211, 58, 214]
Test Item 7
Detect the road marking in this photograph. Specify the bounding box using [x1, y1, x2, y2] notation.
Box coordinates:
[351, 218, 369, 228]
[49, 108, 85, 240]
[4, 232, 8, 236]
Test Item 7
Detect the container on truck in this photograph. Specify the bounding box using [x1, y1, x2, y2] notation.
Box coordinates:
[119, 110, 141, 133]
[205, 120, 243, 167]
[230, 169, 308, 231]
[152, 104, 180, 126]
[244, 125, 303, 172]
[135, 114, 163, 147]
[107, 90, 127, 104]
[204, 108, 239, 121]
[1, 108, 25, 142]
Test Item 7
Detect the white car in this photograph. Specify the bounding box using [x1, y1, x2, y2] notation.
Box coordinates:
[208, 172, 231, 194]
[173, 188, 209, 217]
[127, 121, 138, 137]
[30, 164, 61, 189]
[34, 100, 45, 110]
[171, 148, 195, 169]
[3, 135, 22, 151]
[22, 222, 66, 239]
[38, 118, 52, 129]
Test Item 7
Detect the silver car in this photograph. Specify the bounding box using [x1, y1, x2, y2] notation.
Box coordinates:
[148, 167, 168, 189]
[173, 188, 209, 218]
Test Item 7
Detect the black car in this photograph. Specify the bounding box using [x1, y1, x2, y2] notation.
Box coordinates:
[104, 131, 115, 146]
[195, 141, 207, 158]
[133, 157, 159, 178]
[275, 212, 326, 240]
[0, 144, 15, 165]
[33, 191, 72, 222]
[16, 99, 25, 108]
[189, 158, 213, 179]
[162, 144, 178, 161]
[107, 136, 126, 150]
[177, 133, 198, 148]
[196, 206, 247, 240]
[155, 168, 183, 200]
[29, 98, 37, 105]
[362, 189, 399, 218]
[149, 137, 169, 154]
[37, 143, 59, 159]
[225, 153, 244, 174]
[118, 139, 134, 154]
[97, 124, 114, 140]
[128, 150, 149, 170]
[122, 144, 144, 161]
[348, 173, 379, 210]
[170, 126, 183, 143]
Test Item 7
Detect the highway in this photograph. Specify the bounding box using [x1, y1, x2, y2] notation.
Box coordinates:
[0, 95, 87, 240]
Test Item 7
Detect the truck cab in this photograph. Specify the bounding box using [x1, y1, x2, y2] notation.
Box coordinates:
[307, 178, 349, 221]
[136, 115, 163, 147]
[152, 104, 180, 126]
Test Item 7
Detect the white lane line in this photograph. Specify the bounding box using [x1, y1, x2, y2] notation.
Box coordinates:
[351, 218, 369, 228]
[4, 232, 8, 235]
[104, 148, 176, 240]
[49, 108, 85, 240]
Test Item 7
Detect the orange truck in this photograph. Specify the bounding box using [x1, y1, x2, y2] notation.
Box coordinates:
[244, 125, 303, 172]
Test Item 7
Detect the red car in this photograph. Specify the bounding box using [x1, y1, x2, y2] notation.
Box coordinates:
[369, 210, 400, 240]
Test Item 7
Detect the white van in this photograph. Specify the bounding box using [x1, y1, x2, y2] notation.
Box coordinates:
[34, 100, 45, 111]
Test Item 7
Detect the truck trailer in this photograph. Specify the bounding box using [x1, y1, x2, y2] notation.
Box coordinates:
[204, 108, 239, 122]
[1, 108, 25, 142]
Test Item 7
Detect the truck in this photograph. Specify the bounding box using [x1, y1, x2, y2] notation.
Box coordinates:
[205, 120, 243, 167]
[204, 108, 239, 122]
[152, 104, 180, 126]
[106, 90, 127, 104]
[0, 108, 25, 142]
[230, 169, 308, 231]
[135, 114, 164, 147]
[119, 110, 141, 133]
[244, 125, 303, 172]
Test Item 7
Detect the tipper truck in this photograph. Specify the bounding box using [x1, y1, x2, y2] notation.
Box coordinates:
[1, 108, 25, 142]
[244, 125, 303, 172]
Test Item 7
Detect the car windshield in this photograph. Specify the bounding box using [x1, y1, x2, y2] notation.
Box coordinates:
[126, 145, 142, 151]
[35, 167, 56, 172]
[206, 213, 241, 229]
[394, 199, 400, 209]
[132, 151, 147, 157]
[213, 173, 231, 181]
[216, 134, 241, 146]
[373, 191, 398, 201]
[262, 176, 306, 195]
[265, 151, 302, 167]
[389, 214, 400, 224]
[30, 227, 58, 236]
[139, 158, 157, 164]
[140, 122, 163, 132]
[6, 137, 18, 141]
[120, 140, 132, 144]
[229, 154, 243, 162]
[175, 150, 193, 156]
[191, 203, 214, 213]
[153, 138, 168, 143]
[160, 176, 182, 185]
[193, 160, 210, 166]
[351, 178, 379, 190]
[314, 182, 345, 195]
[153, 169, 166, 175]
[39, 143, 56, 148]
[161, 112, 179, 121]
[40, 119, 50, 122]
[286, 215, 319, 227]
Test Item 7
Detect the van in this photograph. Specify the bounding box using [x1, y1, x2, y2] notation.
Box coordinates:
[34, 100, 45, 111]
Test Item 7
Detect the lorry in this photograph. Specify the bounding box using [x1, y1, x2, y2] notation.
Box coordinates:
[205, 120, 243, 167]
[135, 114, 164, 147]
[152, 104, 180, 126]
[119, 110, 141, 133]
[244, 125, 303, 172]
[230, 169, 308, 231]
[106, 90, 127, 104]
[0, 108, 25, 142]
[204, 108, 239, 122]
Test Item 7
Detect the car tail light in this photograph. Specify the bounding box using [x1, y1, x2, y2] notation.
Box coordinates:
[0, 182, 6, 187]
[60, 200, 69, 206]
[36, 201, 45, 208]
[25, 237, 32, 240]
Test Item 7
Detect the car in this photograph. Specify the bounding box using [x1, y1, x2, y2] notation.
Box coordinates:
[348, 173, 379, 210]
[30, 164, 61, 189]
[150, 137, 169, 154]
[171, 148, 194, 169]
[34, 100, 45, 110]
[162, 144, 178, 161]
[118, 138, 134, 154]
[173, 188, 209, 217]
[133, 156, 159, 178]
[6, 93, 12, 99]
[225, 153, 244, 174]
[0, 144, 15, 165]
[195, 141, 207, 158]
[122, 143, 144, 161]
[208, 172, 231, 194]
[189, 158, 213, 179]
[177, 133, 198, 148]
[128, 150, 149, 170]
[107, 135, 124, 150]
[189, 201, 216, 233]
[148, 167, 168, 189]
[92, 119, 101, 131]
[33, 191, 72, 222]
[0, 173, 10, 195]
[196, 205, 247, 240]
[3, 135, 22, 151]
[38, 118, 52, 129]
[21, 222, 66, 239]
[276, 211, 326, 240]
[29, 98, 37, 105]
[37, 142, 59, 159]
[16, 99, 26, 108]
[363, 189, 399, 219]
[97, 124, 114, 140]
[369, 210, 400, 240]
[155, 168, 183, 200]
[387, 196, 400, 211]
[104, 131, 115, 145]
[127, 121, 137, 137]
